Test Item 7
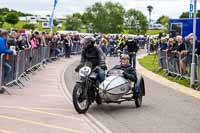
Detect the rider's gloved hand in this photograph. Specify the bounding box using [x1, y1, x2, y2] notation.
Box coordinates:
[75, 66, 79, 72]
[101, 65, 108, 70]
[123, 72, 129, 79]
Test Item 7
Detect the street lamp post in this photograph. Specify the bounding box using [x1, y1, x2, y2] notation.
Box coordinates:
[147, 5, 153, 55]
[190, 0, 197, 87]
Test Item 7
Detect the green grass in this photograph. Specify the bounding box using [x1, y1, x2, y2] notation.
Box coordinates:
[138, 54, 190, 87]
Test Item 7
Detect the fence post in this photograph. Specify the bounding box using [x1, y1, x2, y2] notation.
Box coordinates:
[0, 54, 4, 89]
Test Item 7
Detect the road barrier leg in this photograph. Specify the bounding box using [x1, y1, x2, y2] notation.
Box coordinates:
[1, 86, 11, 95]
[13, 81, 23, 89]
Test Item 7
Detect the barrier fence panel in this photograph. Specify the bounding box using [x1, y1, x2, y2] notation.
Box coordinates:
[159, 50, 167, 70]
[2, 54, 17, 85]
[182, 53, 193, 79]
[41, 47, 46, 61]
[16, 50, 26, 79]
[38, 47, 42, 63]
[158, 50, 200, 83]
[32, 48, 39, 67]
[0, 45, 64, 90]
[25, 49, 32, 71]
[166, 51, 181, 76]
[0, 54, 4, 87]
[197, 55, 200, 82]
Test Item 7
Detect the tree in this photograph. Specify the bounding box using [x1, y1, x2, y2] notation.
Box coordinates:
[22, 23, 35, 30]
[0, 8, 9, 16]
[157, 15, 170, 25]
[53, 19, 58, 27]
[180, 10, 200, 18]
[0, 8, 32, 17]
[5, 12, 19, 26]
[65, 14, 82, 31]
[82, 2, 125, 33]
[0, 16, 4, 28]
[125, 9, 148, 34]
[180, 12, 189, 18]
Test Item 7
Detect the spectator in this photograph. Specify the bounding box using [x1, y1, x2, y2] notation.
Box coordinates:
[0, 30, 17, 80]
[120, 37, 139, 69]
[166, 38, 178, 52]
[197, 41, 200, 55]
[30, 34, 37, 49]
[186, 33, 200, 55]
[63, 35, 72, 58]
[17, 34, 29, 50]
[101, 38, 108, 56]
[176, 35, 188, 75]
[35, 31, 41, 47]
[41, 32, 47, 47]
[7, 31, 19, 51]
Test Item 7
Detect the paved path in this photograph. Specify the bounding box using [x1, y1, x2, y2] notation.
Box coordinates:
[65, 54, 200, 133]
[0, 57, 98, 133]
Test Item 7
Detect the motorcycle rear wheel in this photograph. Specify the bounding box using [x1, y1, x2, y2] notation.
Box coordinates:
[73, 83, 90, 114]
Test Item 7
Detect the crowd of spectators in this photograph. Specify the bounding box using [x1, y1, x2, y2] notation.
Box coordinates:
[1, 29, 200, 84]
[157, 33, 200, 76]
[0, 30, 85, 81]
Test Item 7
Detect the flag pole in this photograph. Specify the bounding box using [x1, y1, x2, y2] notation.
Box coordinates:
[50, 0, 58, 33]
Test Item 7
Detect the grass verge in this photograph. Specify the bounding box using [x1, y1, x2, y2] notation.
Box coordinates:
[138, 54, 190, 87]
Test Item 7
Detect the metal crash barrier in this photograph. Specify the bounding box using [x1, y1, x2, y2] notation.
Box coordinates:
[0, 45, 63, 92]
[158, 50, 168, 71]
[158, 50, 200, 89]
[196, 55, 200, 89]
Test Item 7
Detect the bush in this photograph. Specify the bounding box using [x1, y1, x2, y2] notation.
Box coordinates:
[23, 23, 35, 30]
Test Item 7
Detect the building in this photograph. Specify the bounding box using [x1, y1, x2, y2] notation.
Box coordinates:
[19, 16, 65, 23]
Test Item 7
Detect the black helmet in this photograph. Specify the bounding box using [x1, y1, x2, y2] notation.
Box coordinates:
[81, 36, 96, 46]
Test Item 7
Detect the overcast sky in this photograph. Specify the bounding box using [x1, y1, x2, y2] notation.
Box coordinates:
[0, 0, 200, 20]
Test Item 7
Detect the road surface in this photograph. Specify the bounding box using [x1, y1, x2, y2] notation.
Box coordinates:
[64, 55, 200, 133]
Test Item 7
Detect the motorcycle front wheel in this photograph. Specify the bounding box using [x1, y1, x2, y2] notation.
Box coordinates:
[73, 83, 90, 114]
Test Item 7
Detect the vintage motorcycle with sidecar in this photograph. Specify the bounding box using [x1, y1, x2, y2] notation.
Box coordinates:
[72, 65, 145, 114]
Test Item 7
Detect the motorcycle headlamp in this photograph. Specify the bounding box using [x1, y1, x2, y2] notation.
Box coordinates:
[79, 66, 92, 77]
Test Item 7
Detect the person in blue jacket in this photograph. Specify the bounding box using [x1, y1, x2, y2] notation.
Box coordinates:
[0, 30, 16, 80]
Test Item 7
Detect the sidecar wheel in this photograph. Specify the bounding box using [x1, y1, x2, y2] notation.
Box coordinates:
[135, 78, 144, 108]
[73, 83, 90, 114]
[135, 93, 142, 108]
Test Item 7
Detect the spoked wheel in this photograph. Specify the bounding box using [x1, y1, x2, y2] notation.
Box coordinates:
[72, 83, 90, 114]
[135, 80, 144, 108]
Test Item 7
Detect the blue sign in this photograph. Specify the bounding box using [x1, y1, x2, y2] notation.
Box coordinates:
[189, 0, 193, 18]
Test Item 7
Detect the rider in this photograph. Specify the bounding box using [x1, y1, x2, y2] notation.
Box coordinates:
[75, 36, 107, 83]
[110, 54, 139, 98]
[111, 54, 137, 82]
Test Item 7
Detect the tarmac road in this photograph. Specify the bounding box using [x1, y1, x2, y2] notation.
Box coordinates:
[64, 55, 200, 133]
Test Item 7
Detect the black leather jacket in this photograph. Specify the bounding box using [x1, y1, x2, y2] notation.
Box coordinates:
[112, 64, 137, 82]
[120, 40, 139, 54]
[80, 45, 106, 69]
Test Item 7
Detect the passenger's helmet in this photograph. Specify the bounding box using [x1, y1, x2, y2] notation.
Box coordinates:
[121, 54, 130, 60]
[81, 36, 96, 48]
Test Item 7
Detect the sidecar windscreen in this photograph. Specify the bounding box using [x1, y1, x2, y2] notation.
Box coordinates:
[107, 69, 124, 76]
